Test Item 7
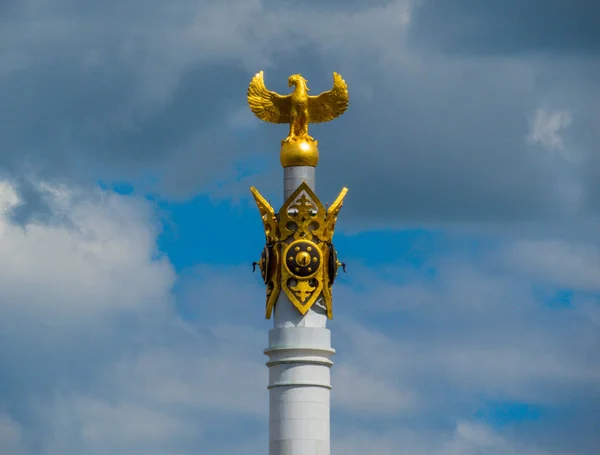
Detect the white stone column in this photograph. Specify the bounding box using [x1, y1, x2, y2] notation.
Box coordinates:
[266, 167, 334, 455]
[265, 325, 334, 455]
[284, 166, 315, 199]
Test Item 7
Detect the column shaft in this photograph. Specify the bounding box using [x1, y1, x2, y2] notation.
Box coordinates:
[265, 327, 334, 455]
[284, 166, 315, 199]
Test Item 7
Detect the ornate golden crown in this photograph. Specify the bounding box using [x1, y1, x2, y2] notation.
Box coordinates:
[251, 182, 347, 319]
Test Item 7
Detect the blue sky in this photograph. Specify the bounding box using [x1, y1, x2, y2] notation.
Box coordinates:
[0, 1, 599, 454]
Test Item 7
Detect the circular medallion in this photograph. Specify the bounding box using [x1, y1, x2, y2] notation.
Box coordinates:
[284, 240, 321, 278]
[260, 246, 270, 284]
[328, 243, 338, 284]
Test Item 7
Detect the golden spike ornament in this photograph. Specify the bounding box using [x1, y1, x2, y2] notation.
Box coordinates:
[251, 183, 348, 319]
[247, 71, 349, 168]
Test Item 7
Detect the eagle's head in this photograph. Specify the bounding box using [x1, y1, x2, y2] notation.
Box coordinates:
[288, 74, 308, 90]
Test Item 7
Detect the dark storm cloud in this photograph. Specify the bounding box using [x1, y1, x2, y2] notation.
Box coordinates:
[1, 30, 246, 181]
[316, 67, 545, 223]
[254, 55, 599, 226]
[0, 0, 598, 226]
[409, 0, 600, 55]
[0, 0, 268, 205]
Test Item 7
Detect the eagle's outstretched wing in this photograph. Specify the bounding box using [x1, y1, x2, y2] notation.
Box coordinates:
[307, 72, 349, 124]
[247, 71, 292, 124]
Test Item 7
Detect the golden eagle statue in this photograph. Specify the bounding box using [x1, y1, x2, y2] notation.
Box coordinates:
[247, 71, 349, 144]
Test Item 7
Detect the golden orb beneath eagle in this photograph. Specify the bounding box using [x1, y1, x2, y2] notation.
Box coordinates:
[279, 139, 319, 167]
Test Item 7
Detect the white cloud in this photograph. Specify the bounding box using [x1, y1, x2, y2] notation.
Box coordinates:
[0, 180, 222, 454]
[334, 363, 416, 414]
[62, 397, 196, 447]
[333, 421, 557, 455]
[0, 180, 175, 326]
[333, 237, 600, 413]
[500, 239, 600, 291]
[524, 108, 588, 210]
[438, 422, 533, 455]
[527, 108, 573, 153]
[105, 327, 268, 417]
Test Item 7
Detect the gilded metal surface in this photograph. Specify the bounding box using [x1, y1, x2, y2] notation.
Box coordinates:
[280, 139, 319, 168]
[279, 184, 326, 242]
[265, 245, 280, 319]
[247, 71, 349, 167]
[250, 186, 281, 318]
[324, 187, 347, 239]
[250, 186, 279, 244]
[321, 242, 333, 319]
[284, 240, 322, 278]
[251, 182, 347, 318]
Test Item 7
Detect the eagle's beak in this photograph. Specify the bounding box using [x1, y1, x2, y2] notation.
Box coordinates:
[288, 78, 293, 87]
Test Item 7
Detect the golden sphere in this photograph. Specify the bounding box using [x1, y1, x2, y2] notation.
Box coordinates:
[296, 251, 311, 266]
[280, 139, 319, 168]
